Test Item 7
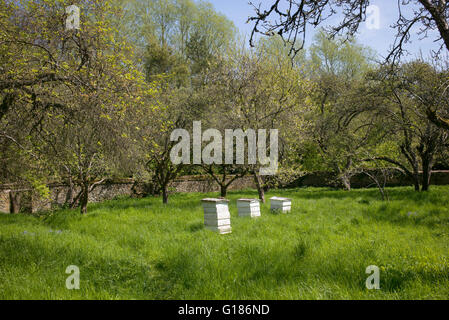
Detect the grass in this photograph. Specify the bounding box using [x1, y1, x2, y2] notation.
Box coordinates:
[0, 186, 448, 300]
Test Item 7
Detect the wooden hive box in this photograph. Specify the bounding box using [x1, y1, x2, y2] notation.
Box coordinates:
[237, 199, 261, 218]
[201, 198, 232, 234]
[270, 197, 292, 213]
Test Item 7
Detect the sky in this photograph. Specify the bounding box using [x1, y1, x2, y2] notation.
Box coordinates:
[207, 0, 443, 61]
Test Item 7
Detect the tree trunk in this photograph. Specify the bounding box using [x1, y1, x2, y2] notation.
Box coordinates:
[421, 157, 433, 192]
[80, 183, 89, 214]
[399, 143, 421, 192]
[9, 191, 21, 214]
[412, 172, 421, 192]
[410, 162, 421, 191]
[65, 179, 74, 207]
[341, 175, 351, 191]
[162, 184, 169, 204]
[253, 171, 265, 203]
[220, 185, 227, 198]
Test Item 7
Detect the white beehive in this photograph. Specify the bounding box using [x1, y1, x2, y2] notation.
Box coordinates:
[270, 197, 292, 213]
[202, 198, 232, 234]
[237, 199, 261, 218]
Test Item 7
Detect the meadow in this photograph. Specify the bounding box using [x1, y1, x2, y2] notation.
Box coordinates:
[0, 186, 448, 300]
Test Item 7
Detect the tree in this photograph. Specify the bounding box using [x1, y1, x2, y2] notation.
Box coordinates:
[0, 0, 75, 188]
[136, 39, 192, 204]
[144, 37, 190, 87]
[362, 61, 449, 191]
[198, 40, 311, 201]
[249, 0, 449, 62]
[135, 88, 189, 204]
[118, 0, 236, 69]
[301, 32, 378, 190]
[127, 0, 238, 204]
[1, 0, 154, 213]
[419, 60, 449, 131]
[201, 164, 249, 198]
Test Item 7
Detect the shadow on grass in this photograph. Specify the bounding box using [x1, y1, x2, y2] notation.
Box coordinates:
[89, 197, 155, 211]
[283, 186, 449, 228]
[0, 235, 154, 298]
[362, 203, 449, 228]
[307, 246, 439, 295]
[289, 186, 449, 206]
[150, 240, 309, 299]
[188, 221, 204, 233]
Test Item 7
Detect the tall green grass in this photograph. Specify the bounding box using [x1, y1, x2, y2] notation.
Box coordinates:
[1, 186, 448, 299]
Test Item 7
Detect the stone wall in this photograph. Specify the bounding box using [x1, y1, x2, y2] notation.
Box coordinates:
[0, 175, 256, 214]
[1, 171, 449, 214]
[0, 189, 10, 213]
[170, 175, 255, 193]
[289, 170, 449, 189]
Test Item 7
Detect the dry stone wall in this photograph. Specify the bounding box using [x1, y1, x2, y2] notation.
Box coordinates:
[0, 176, 255, 214]
[1, 171, 449, 214]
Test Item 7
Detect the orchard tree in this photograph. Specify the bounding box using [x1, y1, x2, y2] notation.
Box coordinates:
[0, 0, 73, 188]
[1, 0, 155, 213]
[199, 40, 312, 201]
[136, 40, 192, 204]
[135, 89, 189, 204]
[416, 60, 449, 131]
[362, 61, 449, 191]
[301, 32, 379, 190]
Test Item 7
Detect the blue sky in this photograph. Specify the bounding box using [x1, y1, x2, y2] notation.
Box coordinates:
[208, 0, 442, 60]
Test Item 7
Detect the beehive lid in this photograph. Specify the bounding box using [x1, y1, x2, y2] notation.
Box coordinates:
[237, 199, 260, 202]
[202, 198, 230, 203]
[270, 197, 292, 201]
